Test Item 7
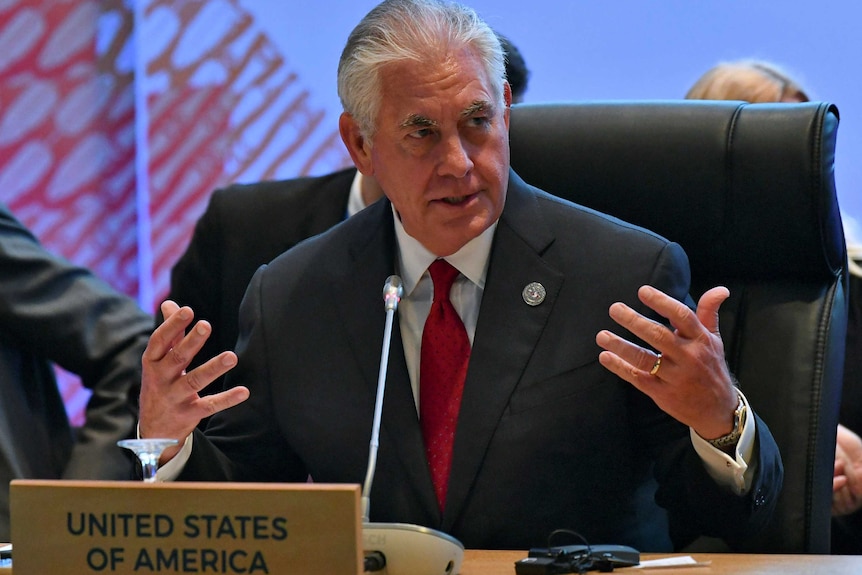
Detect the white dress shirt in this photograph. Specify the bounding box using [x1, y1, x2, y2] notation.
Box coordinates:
[391, 205, 495, 411]
[347, 171, 368, 218]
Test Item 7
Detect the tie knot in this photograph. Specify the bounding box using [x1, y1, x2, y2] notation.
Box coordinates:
[428, 259, 460, 302]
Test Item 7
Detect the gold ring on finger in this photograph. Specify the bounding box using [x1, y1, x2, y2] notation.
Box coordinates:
[649, 352, 663, 376]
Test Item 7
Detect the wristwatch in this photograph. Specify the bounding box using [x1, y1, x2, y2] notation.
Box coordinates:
[707, 389, 746, 450]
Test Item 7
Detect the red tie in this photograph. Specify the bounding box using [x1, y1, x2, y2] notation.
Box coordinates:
[420, 259, 471, 511]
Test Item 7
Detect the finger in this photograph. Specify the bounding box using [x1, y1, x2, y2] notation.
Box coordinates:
[843, 457, 859, 484]
[194, 386, 251, 419]
[637, 285, 708, 341]
[835, 475, 848, 492]
[607, 300, 677, 354]
[836, 457, 847, 477]
[597, 349, 661, 397]
[847, 467, 862, 497]
[694, 286, 730, 336]
[144, 304, 195, 361]
[597, 332, 671, 383]
[833, 487, 855, 516]
[159, 300, 188, 349]
[596, 330, 664, 375]
[183, 351, 239, 395]
[161, 319, 218, 377]
[161, 299, 181, 319]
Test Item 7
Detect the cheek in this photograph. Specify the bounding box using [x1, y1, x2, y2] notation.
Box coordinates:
[377, 162, 432, 208]
[477, 146, 510, 192]
[380, 177, 426, 223]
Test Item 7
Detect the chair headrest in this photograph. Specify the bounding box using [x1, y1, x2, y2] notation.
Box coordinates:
[509, 100, 844, 282]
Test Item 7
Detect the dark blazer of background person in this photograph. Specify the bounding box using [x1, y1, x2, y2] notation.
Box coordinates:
[178, 174, 782, 552]
[0, 203, 153, 541]
[165, 167, 356, 387]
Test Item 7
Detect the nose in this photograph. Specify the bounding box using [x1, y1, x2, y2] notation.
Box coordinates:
[437, 134, 474, 178]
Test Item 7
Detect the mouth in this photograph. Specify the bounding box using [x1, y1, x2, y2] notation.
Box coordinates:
[435, 192, 477, 206]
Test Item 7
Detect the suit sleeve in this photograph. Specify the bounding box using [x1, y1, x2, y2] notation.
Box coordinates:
[0, 205, 153, 480]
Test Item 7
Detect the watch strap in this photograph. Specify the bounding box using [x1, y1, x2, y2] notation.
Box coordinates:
[707, 389, 746, 449]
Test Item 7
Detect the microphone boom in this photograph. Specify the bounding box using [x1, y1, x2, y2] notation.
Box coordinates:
[361, 276, 464, 575]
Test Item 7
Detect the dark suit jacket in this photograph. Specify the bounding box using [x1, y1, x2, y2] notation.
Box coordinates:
[166, 167, 356, 392]
[181, 172, 782, 552]
[0, 204, 153, 541]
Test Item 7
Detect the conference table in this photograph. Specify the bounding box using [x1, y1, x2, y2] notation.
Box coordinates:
[462, 549, 862, 574]
[2, 549, 862, 573]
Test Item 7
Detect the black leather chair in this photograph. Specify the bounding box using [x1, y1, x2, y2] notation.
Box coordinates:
[508, 100, 847, 553]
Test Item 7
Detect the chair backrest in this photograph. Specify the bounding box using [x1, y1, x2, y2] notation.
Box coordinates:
[509, 100, 847, 554]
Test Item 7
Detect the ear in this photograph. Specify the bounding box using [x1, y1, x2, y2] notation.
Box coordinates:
[502, 81, 512, 129]
[339, 112, 374, 175]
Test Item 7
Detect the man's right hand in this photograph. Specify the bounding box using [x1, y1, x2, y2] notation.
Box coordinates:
[140, 300, 248, 464]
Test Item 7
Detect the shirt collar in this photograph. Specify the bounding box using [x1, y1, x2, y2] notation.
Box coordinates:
[392, 203, 496, 297]
[346, 170, 367, 218]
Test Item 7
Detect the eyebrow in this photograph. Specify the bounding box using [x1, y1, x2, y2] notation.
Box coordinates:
[398, 100, 495, 130]
[400, 114, 437, 130]
[461, 100, 493, 117]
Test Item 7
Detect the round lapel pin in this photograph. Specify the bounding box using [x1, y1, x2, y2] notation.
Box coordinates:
[522, 282, 546, 306]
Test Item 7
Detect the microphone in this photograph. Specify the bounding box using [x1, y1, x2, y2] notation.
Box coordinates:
[361, 275, 464, 575]
[361, 275, 403, 519]
[382, 275, 402, 312]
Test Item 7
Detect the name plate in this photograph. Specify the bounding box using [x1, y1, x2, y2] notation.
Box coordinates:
[10, 480, 361, 575]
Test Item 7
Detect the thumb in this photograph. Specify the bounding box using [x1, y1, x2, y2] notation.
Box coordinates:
[696, 286, 730, 335]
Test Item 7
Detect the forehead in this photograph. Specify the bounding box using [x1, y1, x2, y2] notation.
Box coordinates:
[376, 47, 496, 119]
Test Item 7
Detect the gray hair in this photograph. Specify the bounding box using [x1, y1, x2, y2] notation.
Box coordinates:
[337, 0, 506, 138]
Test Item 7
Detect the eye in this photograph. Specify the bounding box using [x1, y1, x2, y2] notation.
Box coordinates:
[408, 127, 433, 139]
[467, 115, 491, 128]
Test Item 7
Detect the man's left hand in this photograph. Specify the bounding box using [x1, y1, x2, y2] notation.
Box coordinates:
[596, 285, 738, 440]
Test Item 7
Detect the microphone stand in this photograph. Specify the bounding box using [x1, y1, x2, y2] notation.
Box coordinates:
[361, 276, 464, 575]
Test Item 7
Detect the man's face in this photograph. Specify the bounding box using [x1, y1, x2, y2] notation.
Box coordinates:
[342, 47, 512, 256]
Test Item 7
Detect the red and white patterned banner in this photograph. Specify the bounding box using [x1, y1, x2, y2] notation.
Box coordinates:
[140, 0, 350, 307]
[0, 0, 350, 424]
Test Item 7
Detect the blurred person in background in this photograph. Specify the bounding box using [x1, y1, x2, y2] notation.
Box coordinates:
[0, 202, 153, 541]
[685, 60, 809, 103]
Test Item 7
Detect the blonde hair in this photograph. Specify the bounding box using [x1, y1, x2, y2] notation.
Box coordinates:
[685, 60, 809, 103]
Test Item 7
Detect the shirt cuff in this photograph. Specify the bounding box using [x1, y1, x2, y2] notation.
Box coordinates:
[690, 389, 756, 495]
[136, 423, 192, 482]
[155, 433, 193, 482]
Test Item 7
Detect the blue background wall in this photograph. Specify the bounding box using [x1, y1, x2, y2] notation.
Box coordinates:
[240, 0, 862, 235]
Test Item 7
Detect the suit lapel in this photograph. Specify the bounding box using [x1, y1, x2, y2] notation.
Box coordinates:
[333, 200, 439, 520]
[443, 173, 565, 527]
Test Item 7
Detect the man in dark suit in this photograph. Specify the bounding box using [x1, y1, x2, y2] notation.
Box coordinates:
[0, 203, 153, 541]
[140, 0, 782, 552]
[166, 31, 530, 389]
